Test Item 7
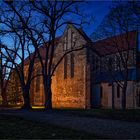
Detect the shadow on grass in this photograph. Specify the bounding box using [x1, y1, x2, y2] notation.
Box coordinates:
[52, 108, 140, 122]
[1, 105, 140, 122]
[0, 114, 100, 139]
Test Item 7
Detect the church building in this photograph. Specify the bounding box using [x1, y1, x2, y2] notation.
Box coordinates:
[11, 24, 140, 109]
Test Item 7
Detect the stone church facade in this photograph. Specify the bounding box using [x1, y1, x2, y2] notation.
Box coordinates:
[15, 24, 140, 109]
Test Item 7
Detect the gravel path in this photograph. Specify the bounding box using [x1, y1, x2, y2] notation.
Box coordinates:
[0, 109, 140, 139]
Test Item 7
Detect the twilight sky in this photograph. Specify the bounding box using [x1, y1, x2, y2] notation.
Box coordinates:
[80, 1, 112, 36]
[1, 1, 112, 46]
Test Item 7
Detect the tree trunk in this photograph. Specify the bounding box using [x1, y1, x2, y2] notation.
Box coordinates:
[45, 87, 52, 110]
[21, 87, 31, 109]
[44, 77, 52, 110]
[112, 84, 115, 109]
[1, 87, 8, 106]
[122, 83, 127, 110]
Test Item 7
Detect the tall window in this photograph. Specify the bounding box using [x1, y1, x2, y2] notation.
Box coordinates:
[31, 80, 34, 94]
[71, 32, 75, 48]
[67, 28, 71, 50]
[117, 85, 120, 98]
[70, 53, 74, 78]
[64, 36, 67, 51]
[64, 55, 67, 79]
[36, 68, 41, 92]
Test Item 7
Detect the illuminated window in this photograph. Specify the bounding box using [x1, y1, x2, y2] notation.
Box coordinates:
[70, 53, 74, 78]
[64, 55, 67, 79]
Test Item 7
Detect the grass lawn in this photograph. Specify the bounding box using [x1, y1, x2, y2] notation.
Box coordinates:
[0, 114, 98, 139]
[54, 109, 140, 122]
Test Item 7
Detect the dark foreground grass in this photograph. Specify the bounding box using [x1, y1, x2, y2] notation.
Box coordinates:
[0, 114, 98, 139]
[54, 109, 140, 122]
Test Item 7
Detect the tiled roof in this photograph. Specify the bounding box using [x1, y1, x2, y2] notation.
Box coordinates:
[92, 31, 137, 56]
[24, 28, 137, 65]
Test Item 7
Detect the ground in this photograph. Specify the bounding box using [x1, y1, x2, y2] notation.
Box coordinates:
[0, 108, 140, 139]
[0, 115, 97, 139]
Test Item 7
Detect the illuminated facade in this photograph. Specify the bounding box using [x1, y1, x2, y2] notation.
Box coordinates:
[12, 24, 140, 109]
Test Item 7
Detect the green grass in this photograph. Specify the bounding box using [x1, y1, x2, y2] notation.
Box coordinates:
[0, 114, 98, 139]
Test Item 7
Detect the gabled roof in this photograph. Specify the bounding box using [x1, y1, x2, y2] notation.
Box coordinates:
[23, 26, 137, 66]
[75, 27, 92, 43]
[23, 25, 91, 65]
[92, 31, 137, 56]
[65, 24, 92, 43]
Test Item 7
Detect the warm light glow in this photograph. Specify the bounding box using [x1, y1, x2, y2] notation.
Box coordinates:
[32, 106, 44, 109]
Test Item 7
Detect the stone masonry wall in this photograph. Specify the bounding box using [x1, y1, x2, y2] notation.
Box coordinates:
[51, 24, 89, 109]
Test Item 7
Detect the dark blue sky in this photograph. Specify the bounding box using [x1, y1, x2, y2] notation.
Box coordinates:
[56, 1, 112, 38]
[2, 1, 112, 46]
[81, 1, 112, 36]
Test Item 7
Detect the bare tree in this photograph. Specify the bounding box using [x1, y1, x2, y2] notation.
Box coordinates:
[1, 0, 92, 110]
[30, 1, 90, 109]
[0, 1, 39, 109]
[4, 0, 91, 109]
[0, 42, 9, 106]
[91, 2, 139, 109]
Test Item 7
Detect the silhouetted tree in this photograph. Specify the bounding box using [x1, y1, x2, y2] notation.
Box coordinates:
[0, 43, 8, 106]
[0, 1, 37, 109]
[30, 1, 90, 109]
[91, 2, 139, 109]
[1, 0, 91, 109]
[0, 42, 15, 106]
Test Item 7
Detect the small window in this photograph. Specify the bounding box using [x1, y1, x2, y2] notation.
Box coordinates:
[64, 55, 67, 79]
[117, 85, 120, 98]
